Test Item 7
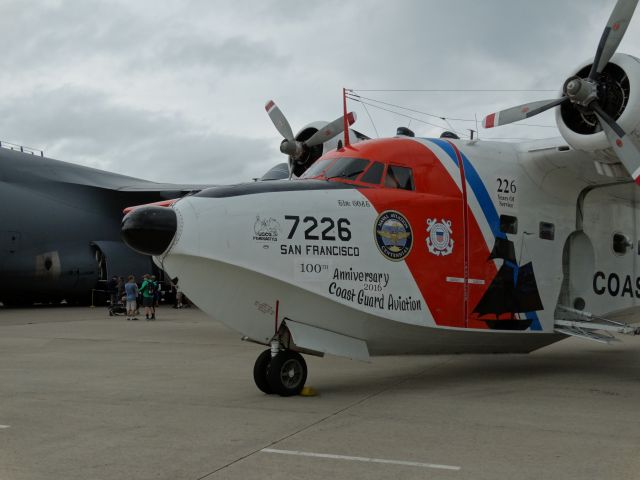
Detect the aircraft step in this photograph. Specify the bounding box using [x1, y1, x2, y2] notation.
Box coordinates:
[554, 305, 640, 344]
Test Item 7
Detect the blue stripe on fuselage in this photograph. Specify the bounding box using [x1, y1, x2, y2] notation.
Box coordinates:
[424, 138, 542, 331]
[426, 139, 503, 240]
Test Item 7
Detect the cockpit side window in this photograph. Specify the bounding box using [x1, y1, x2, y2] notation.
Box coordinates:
[325, 157, 370, 180]
[360, 161, 384, 185]
[385, 165, 414, 191]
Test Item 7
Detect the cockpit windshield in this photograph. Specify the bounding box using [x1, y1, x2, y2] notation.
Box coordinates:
[301, 156, 414, 191]
[324, 158, 370, 180]
[300, 158, 333, 178]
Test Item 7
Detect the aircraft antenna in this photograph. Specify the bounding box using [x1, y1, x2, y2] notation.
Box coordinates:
[343, 88, 351, 147]
[474, 113, 479, 139]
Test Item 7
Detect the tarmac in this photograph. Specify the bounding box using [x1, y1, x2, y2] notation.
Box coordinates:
[0, 306, 639, 480]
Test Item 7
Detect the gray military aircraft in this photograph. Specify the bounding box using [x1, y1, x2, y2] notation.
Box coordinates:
[0, 142, 212, 306]
[0, 103, 360, 307]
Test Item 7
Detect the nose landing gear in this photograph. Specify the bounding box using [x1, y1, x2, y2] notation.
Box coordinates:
[253, 347, 308, 397]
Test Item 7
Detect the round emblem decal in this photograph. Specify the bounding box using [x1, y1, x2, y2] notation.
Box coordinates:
[426, 218, 454, 256]
[374, 210, 413, 261]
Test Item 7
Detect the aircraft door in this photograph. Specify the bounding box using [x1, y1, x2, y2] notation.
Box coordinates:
[362, 188, 466, 328]
[560, 231, 596, 310]
[400, 193, 466, 328]
[569, 184, 639, 315]
[424, 197, 466, 328]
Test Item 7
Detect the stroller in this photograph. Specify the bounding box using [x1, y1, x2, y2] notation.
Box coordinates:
[108, 297, 127, 316]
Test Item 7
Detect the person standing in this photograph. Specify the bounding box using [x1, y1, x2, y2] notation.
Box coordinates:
[107, 275, 118, 306]
[171, 277, 183, 309]
[151, 275, 161, 309]
[124, 275, 139, 321]
[117, 276, 125, 303]
[140, 274, 156, 320]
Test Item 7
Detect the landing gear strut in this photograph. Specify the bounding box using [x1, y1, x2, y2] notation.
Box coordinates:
[253, 341, 307, 396]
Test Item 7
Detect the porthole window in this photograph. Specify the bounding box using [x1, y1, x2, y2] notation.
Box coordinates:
[613, 233, 631, 255]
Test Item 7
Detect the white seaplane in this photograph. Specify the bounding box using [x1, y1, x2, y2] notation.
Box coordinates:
[123, 0, 640, 396]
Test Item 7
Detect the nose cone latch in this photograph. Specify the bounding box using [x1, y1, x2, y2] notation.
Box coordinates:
[121, 206, 177, 256]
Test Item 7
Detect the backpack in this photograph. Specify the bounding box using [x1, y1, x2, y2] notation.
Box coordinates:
[143, 280, 155, 295]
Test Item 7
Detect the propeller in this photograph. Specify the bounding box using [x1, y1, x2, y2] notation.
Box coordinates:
[265, 100, 356, 178]
[482, 0, 640, 184]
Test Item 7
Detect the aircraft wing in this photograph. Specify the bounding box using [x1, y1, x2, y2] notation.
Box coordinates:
[0, 148, 214, 194]
[518, 137, 636, 184]
[112, 182, 213, 193]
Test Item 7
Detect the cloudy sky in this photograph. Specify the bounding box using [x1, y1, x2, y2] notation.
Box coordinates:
[0, 0, 638, 184]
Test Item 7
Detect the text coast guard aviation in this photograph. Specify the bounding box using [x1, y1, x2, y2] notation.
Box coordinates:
[123, 0, 640, 396]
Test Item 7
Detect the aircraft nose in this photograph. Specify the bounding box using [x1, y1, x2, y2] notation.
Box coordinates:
[121, 206, 177, 256]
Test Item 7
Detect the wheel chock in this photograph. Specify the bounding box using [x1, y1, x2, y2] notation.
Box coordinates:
[300, 386, 317, 397]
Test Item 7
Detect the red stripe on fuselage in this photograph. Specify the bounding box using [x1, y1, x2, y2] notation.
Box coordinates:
[447, 141, 470, 327]
[337, 138, 495, 329]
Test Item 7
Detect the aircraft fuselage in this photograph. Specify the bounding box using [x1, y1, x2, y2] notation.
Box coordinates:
[142, 136, 639, 357]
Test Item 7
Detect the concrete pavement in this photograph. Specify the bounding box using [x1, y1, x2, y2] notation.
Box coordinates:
[0, 306, 639, 479]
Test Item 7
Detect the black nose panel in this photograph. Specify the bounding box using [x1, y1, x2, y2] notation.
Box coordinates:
[121, 206, 177, 256]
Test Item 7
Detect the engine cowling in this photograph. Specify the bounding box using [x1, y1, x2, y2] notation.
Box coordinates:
[557, 53, 640, 166]
[290, 122, 367, 177]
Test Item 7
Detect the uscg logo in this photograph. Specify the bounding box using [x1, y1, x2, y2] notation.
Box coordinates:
[374, 210, 413, 261]
[426, 218, 454, 256]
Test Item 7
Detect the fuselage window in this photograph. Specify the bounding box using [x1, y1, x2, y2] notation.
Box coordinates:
[384, 165, 414, 191]
[360, 161, 384, 185]
[539, 222, 555, 240]
[499, 214, 518, 234]
[325, 157, 370, 180]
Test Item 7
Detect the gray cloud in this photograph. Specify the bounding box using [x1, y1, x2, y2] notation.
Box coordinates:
[0, 85, 277, 183]
[0, 0, 637, 182]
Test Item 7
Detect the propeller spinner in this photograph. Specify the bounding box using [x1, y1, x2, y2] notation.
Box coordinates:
[483, 0, 640, 184]
[265, 100, 356, 178]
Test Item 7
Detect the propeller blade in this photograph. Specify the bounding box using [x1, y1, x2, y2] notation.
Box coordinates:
[593, 102, 640, 184]
[265, 100, 295, 141]
[305, 112, 357, 147]
[287, 157, 294, 180]
[482, 98, 567, 128]
[589, 0, 639, 79]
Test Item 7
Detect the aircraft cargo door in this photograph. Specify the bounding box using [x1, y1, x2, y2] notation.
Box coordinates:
[569, 183, 639, 315]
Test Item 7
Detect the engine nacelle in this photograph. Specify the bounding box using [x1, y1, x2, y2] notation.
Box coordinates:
[290, 122, 367, 177]
[556, 53, 640, 167]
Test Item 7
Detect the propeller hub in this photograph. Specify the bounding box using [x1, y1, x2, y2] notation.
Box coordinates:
[564, 76, 599, 107]
[279, 139, 302, 157]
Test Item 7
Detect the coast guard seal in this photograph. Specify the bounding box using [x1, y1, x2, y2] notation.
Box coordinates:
[426, 218, 454, 256]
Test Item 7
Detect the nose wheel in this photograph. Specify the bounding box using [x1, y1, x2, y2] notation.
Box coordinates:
[253, 349, 307, 396]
